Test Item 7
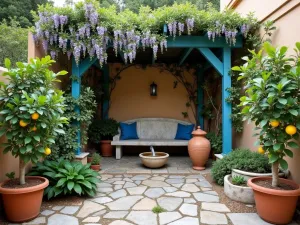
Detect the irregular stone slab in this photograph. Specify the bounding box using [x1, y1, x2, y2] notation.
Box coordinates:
[115, 184, 123, 190]
[124, 178, 133, 182]
[104, 211, 129, 219]
[127, 186, 147, 195]
[204, 191, 218, 196]
[186, 175, 205, 179]
[48, 214, 79, 225]
[159, 212, 182, 225]
[106, 196, 143, 210]
[82, 216, 100, 223]
[41, 210, 55, 216]
[133, 197, 156, 210]
[92, 197, 113, 204]
[135, 181, 142, 185]
[144, 188, 165, 198]
[124, 174, 133, 177]
[85, 224, 101, 225]
[52, 206, 64, 211]
[110, 189, 127, 199]
[92, 209, 107, 216]
[126, 211, 157, 225]
[107, 178, 123, 182]
[228, 213, 273, 225]
[202, 203, 230, 212]
[186, 179, 198, 183]
[181, 184, 200, 193]
[195, 180, 212, 188]
[101, 174, 113, 180]
[171, 183, 183, 188]
[60, 206, 80, 215]
[168, 217, 199, 225]
[77, 201, 105, 218]
[200, 211, 228, 224]
[97, 182, 112, 188]
[169, 175, 185, 179]
[97, 187, 113, 193]
[151, 176, 165, 181]
[163, 187, 177, 193]
[23, 217, 45, 225]
[201, 187, 212, 191]
[142, 180, 170, 187]
[114, 180, 125, 185]
[131, 175, 151, 180]
[157, 197, 183, 211]
[109, 220, 134, 225]
[124, 182, 137, 188]
[115, 175, 123, 177]
[166, 191, 191, 197]
[166, 179, 184, 184]
[184, 198, 196, 203]
[179, 203, 198, 216]
[193, 193, 219, 202]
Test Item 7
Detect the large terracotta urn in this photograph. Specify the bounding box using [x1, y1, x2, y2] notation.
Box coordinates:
[188, 126, 211, 170]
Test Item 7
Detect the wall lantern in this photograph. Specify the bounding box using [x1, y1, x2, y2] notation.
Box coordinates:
[150, 82, 157, 96]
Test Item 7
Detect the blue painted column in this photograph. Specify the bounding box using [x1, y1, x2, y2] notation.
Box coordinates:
[222, 47, 232, 155]
[72, 57, 81, 155]
[197, 68, 204, 128]
[102, 64, 109, 119]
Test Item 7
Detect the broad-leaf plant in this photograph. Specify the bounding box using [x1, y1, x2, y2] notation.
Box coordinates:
[232, 42, 300, 187]
[0, 56, 68, 185]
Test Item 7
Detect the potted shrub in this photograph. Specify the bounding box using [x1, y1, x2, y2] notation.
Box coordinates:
[0, 57, 67, 222]
[90, 153, 101, 171]
[233, 42, 300, 224]
[88, 118, 119, 157]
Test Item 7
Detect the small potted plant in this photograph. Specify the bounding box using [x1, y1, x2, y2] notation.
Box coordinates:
[0, 57, 67, 222]
[88, 118, 119, 157]
[90, 153, 101, 171]
[233, 42, 300, 224]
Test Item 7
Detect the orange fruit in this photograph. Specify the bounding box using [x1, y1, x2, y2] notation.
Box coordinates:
[44, 147, 51, 155]
[270, 120, 279, 127]
[31, 113, 39, 120]
[32, 126, 37, 132]
[19, 120, 28, 127]
[285, 125, 297, 135]
[258, 146, 265, 154]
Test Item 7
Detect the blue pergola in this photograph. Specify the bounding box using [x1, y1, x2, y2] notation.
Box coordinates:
[72, 27, 243, 156]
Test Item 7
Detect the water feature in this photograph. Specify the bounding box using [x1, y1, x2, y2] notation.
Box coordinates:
[150, 146, 156, 156]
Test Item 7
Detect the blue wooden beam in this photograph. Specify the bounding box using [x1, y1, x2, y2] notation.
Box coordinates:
[197, 68, 204, 128]
[163, 24, 168, 35]
[167, 35, 243, 48]
[179, 48, 193, 66]
[222, 47, 232, 155]
[198, 48, 223, 76]
[102, 64, 109, 119]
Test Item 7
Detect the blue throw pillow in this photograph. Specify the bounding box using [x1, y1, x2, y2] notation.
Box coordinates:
[175, 123, 194, 140]
[120, 122, 139, 140]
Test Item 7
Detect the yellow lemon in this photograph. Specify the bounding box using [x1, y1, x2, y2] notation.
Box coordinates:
[285, 125, 297, 135]
[32, 126, 37, 132]
[44, 147, 51, 155]
[31, 113, 39, 120]
[19, 120, 28, 127]
[270, 120, 279, 127]
[258, 146, 265, 154]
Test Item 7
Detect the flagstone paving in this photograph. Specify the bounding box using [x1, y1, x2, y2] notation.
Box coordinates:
[7, 173, 300, 225]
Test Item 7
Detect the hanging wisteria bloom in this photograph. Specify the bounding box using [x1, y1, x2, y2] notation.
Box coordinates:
[186, 18, 195, 35]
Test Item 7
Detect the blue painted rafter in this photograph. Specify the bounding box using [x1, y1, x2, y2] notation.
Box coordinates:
[198, 48, 223, 76]
[179, 48, 193, 66]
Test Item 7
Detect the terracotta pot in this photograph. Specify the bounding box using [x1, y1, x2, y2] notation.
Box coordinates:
[91, 164, 101, 171]
[0, 176, 49, 222]
[188, 126, 210, 171]
[100, 140, 113, 157]
[248, 177, 300, 224]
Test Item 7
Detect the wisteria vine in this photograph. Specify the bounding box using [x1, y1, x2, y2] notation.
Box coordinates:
[33, 1, 257, 66]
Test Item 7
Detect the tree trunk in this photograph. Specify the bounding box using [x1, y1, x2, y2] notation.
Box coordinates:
[19, 159, 26, 185]
[272, 161, 279, 187]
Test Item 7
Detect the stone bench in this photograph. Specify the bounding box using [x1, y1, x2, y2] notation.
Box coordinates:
[111, 118, 192, 159]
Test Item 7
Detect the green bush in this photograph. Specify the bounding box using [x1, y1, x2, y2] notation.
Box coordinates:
[211, 148, 271, 185]
[231, 175, 246, 186]
[91, 153, 101, 165]
[206, 131, 222, 154]
[88, 118, 119, 143]
[28, 159, 100, 199]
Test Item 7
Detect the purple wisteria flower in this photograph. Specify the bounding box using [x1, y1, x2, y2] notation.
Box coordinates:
[52, 14, 60, 29]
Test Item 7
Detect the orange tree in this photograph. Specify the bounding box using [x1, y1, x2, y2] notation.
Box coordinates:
[232, 42, 300, 187]
[0, 56, 67, 185]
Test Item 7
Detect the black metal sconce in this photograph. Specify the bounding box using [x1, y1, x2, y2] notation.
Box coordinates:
[150, 82, 157, 96]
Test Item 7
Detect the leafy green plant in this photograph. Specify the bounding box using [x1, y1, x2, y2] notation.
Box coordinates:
[233, 42, 300, 187]
[88, 118, 119, 143]
[206, 131, 222, 154]
[231, 175, 246, 186]
[91, 153, 101, 165]
[152, 205, 166, 214]
[5, 172, 15, 180]
[0, 56, 67, 185]
[28, 159, 100, 199]
[211, 148, 271, 185]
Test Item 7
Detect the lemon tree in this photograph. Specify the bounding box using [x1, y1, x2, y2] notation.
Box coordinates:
[0, 56, 68, 185]
[232, 42, 300, 187]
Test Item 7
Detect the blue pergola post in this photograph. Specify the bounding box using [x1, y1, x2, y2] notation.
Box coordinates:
[197, 68, 204, 128]
[222, 47, 232, 155]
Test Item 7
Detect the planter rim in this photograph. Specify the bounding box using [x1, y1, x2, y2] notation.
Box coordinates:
[225, 174, 251, 190]
[0, 176, 49, 195]
[232, 168, 284, 177]
[139, 152, 169, 159]
[100, 140, 111, 143]
[248, 177, 300, 196]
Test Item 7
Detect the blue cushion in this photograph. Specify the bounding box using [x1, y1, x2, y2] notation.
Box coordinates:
[175, 123, 194, 140]
[120, 122, 139, 140]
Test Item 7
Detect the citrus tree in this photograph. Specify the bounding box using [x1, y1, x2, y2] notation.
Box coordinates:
[0, 56, 68, 185]
[232, 42, 300, 187]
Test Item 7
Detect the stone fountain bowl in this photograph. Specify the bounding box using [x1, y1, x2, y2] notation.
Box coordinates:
[139, 152, 169, 168]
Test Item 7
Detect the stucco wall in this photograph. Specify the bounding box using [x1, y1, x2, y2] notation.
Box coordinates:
[224, 0, 300, 183]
